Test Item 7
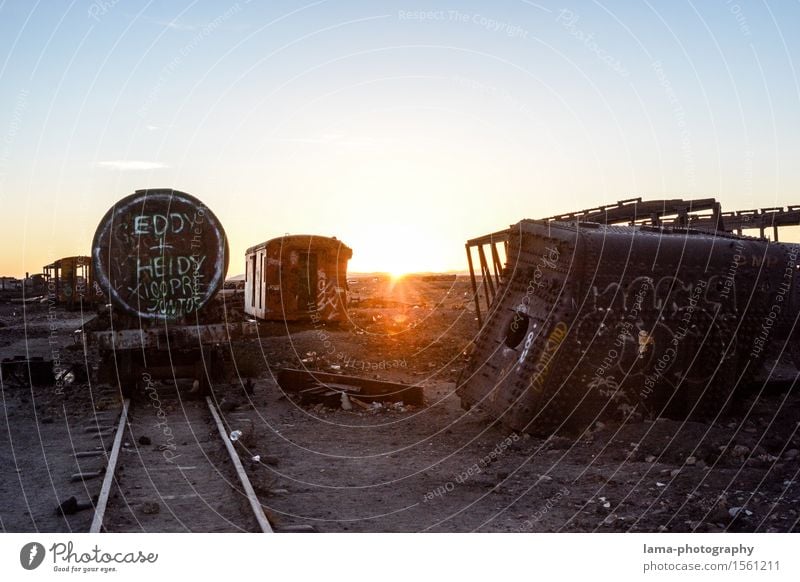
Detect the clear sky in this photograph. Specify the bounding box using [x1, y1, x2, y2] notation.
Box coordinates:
[1, 0, 799, 277]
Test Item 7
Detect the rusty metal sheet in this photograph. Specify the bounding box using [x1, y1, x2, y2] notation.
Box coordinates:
[276, 368, 424, 406]
[92, 189, 228, 321]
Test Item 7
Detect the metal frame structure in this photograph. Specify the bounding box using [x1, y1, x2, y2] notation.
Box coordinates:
[465, 229, 509, 326]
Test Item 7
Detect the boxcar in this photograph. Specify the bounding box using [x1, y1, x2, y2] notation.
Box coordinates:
[244, 235, 352, 322]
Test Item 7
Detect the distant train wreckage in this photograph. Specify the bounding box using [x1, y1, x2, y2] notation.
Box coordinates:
[459, 197, 800, 434]
[42, 255, 97, 309]
[85, 189, 242, 394]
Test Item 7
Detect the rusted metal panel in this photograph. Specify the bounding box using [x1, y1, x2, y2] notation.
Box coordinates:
[543, 197, 719, 226]
[92, 189, 228, 321]
[244, 235, 352, 322]
[458, 215, 800, 435]
[92, 321, 257, 351]
[276, 368, 424, 406]
[1, 356, 54, 386]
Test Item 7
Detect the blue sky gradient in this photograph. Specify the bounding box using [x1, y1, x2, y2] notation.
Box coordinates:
[1, 0, 798, 275]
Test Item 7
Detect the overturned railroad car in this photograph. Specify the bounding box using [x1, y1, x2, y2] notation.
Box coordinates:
[244, 235, 352, 322]
[458, 198, 800, 435]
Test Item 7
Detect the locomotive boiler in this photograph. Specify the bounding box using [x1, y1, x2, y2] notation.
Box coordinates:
[458, 198, 800, 435]
[88, 188, 251, 395]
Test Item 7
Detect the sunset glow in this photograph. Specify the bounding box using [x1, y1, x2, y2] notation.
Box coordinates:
[1, 2, 799, 279]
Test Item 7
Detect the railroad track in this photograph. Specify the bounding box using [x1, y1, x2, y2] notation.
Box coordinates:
[89, 396, 272, 533]
[73, 190, 305, 533]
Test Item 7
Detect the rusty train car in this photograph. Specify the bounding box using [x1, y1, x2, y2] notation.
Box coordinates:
[89, 188, 251, 395]
[458, 198, 800, 435]
[244, 235, 352, 323]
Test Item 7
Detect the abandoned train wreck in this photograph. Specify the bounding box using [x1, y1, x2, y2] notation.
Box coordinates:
[459, 198, 800, 435]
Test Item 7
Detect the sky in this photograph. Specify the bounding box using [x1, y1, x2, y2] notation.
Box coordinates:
[0, 0, 799, 278]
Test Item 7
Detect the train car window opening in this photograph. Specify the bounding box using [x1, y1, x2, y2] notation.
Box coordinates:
[504, 311, 530, 348]
[250, 254, 256, 307]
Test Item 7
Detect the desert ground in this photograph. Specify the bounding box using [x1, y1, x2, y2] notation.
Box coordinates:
[1, 275, 799, 532]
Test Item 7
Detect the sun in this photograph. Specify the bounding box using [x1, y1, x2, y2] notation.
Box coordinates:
[388, 269, 410, 282]
[346, 224, 446, 278]
[382, 256, 419, 281]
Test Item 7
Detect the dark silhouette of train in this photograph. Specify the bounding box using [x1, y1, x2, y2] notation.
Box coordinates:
[88, 189, 352, 395]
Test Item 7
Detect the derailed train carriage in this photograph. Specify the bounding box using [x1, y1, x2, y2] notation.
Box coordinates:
[458, 198, 800, 435]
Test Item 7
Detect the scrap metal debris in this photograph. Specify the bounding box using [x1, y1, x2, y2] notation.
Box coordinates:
[276, 368, 424, 408]
[1, 356, 54, 387]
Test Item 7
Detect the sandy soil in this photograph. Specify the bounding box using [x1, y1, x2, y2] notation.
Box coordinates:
[227, 276, 800, 532]
[2, 276, 798, 532]
[0, 300, 119, 532]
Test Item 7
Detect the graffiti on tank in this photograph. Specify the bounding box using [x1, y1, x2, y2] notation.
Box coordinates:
[576, 274, 733, 387]
[122, 208, 209, 318]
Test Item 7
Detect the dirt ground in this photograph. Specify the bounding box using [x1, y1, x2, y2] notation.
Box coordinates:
[2, 276, 799, 532]
[0, 299, 118, 532]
